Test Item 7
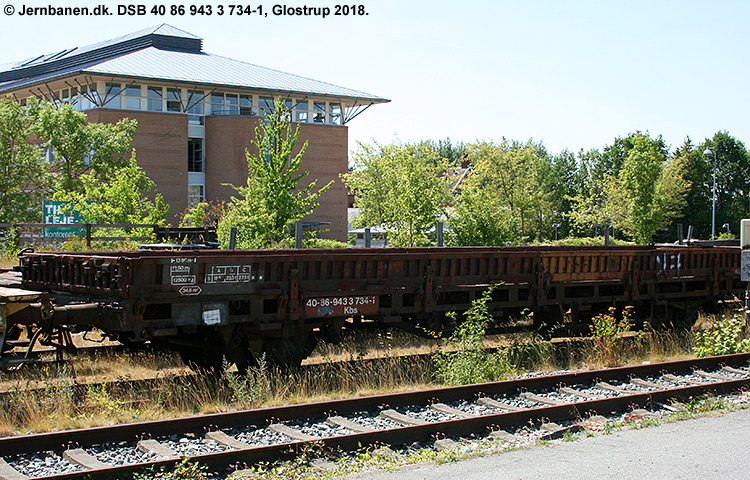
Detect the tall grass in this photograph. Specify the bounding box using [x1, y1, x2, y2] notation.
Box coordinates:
[0, 307, 744, 435]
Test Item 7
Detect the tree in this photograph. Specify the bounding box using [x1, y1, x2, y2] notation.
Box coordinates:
[0, 96, 50, 222]
[535, 149, 583, 239]
[421, 138, 468, 167]
[567, 176, 627, 237]
[669, 138, 711, 240]
[463, 140, 548, 242]
[30, 99, 137, 193]
[55, 152, 169, 226]
[705, 131, 750, 236]
[343, 141, 452, 247]
[446, 186, 514, 246]
[218, 99, 333, 248]
[616, 133, 690, 243]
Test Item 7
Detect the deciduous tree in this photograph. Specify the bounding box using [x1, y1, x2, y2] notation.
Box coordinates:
[30, 99, 136, 193]
[218, 99, 333, 248]
[0, 96, 49, 222]
[343, 141, 452, 247]
[55, 152, 169, 226]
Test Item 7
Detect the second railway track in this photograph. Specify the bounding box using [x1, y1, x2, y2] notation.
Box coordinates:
[2, 353, 750, 479]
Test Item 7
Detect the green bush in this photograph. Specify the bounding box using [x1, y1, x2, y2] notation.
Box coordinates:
[544, 236, 632, 246]
[433, 287, 515, 385]
[222, 357, 270, 409]
[694, 314, 749, 357]
[589, 306, 632, 365]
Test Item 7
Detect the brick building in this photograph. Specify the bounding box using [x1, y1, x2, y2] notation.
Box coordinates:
[0, 25, 388, 241]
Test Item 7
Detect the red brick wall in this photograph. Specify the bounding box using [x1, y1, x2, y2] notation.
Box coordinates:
[86, 109, 188, 223]
[79, 110, 347, 239]
[204, 116, 348, 242]
[204, 115, 258, 203]
[296, 123, 349, 242]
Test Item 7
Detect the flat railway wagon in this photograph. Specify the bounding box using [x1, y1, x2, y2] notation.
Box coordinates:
[8, 244, 744, 370]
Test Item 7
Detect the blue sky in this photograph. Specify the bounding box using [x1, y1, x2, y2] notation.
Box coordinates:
[2, 0, 747, 155]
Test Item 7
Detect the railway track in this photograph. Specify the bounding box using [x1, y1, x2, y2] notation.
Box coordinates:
[1, 353, 750, 479]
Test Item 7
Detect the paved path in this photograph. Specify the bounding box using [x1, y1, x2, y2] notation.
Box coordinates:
[357, 409, 750, 480]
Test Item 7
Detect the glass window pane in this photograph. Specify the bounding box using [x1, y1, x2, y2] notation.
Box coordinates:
[147, 86, 162, 111]
[226, 94, 238, 114]
[240, 95, 252, 115]
[211, 92, 225, 114]
[313, 102, 326, 122]
[329, 103, 342, 125]
[105, 83, 121, 96]
[187, 91, 204, 115]
[126, 85, 141, 97]
[259, 96, 274, 117]
[167, 88, 181, 112]
[295, 99, 308, 122]
[148, 98, 162, 111]
[126, 97, 140, 110]
[188, 139, 204, 172]
[188, 185, 204, 208]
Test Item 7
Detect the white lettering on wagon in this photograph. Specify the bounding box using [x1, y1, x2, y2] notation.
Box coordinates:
[171, 275, 197, 286]
[170, 257, 197, 264]
[304, 296, 379, 317]
[204, 264, 253, 284]
[179, 285, 202, 296]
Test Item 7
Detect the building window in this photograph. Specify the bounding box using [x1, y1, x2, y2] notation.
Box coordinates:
[240, 95, 253, 115]
[329, 103, 342, 125]
[78, 83, 96, 110]
[187, 90, 204, 125]
[188, 138, 204, 172]
[67, 87, 79, 108]
[294, 99, 308, 123]
[147, 86, 163, 111]
[225, 93, 239, 115]
[188, 185, 204, 208]
[258, 96, 274, 118]
[167, 88, 181, 112]
[210, 92, 241, 115]
[105, 82, 121, 108]
[125, 84, 141, 110]
[313, 101, 326, 123]
[210, 92, 225, 115]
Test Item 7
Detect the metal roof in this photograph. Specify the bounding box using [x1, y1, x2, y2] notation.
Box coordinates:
[85, 48, 386, 101]
[0, 24, 387, 103]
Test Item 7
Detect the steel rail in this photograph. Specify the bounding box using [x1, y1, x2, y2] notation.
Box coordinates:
[3, 352, 750, 479]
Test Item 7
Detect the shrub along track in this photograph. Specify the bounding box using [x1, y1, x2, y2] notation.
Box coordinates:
[1, 353, 750, 479]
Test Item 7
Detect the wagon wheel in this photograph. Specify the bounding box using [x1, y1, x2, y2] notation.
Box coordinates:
[116, 331, 149, 351]
[178, 346, 224, 375]
[264, 333, 317, 370]
[175, 330, 225, 375]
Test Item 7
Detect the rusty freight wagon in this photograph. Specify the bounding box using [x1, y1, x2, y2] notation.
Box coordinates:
[9, 244, 744, 370]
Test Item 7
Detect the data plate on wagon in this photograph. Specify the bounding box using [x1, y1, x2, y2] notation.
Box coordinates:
[304, 295, 378, 317]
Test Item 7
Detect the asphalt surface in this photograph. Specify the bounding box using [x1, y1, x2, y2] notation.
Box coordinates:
[356, 408, 750, 480]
